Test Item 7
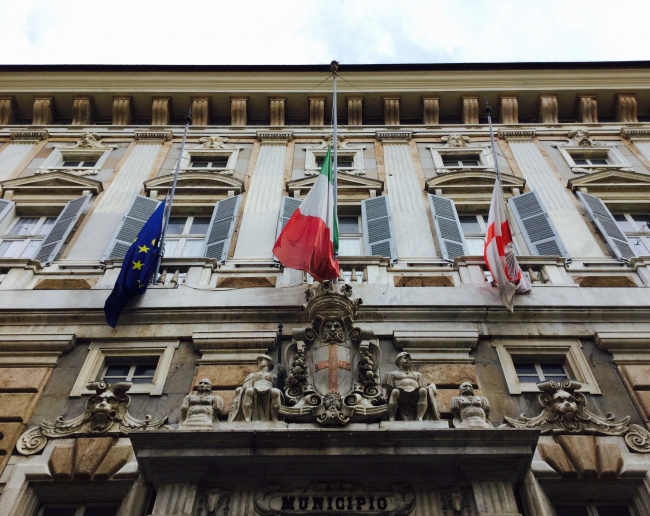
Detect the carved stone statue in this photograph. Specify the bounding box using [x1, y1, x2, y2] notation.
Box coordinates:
[228, 355, 283, 422]
[178, 378, 224, 430]
[450, 382, 492, 429]
[382, 352, 440, 421]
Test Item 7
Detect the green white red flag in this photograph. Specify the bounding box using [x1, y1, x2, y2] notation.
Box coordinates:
[273, 147, 340, 282]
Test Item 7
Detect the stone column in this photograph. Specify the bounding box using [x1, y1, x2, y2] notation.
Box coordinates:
[269, 97, 286, 126]
[71, 95, 95, 125]
[233, 131, 293, 260]
[112, 96, 134, 125]
[152, 97, 173, 126]
[309, 96, 325, 126]
[614, 93, 638, 123]
[520, 471, 554, 516]
[537, 95, 558, 124]
[472, 480, 521, 515]
[347, 96, 363, 125]
[499, 95, 519, 124]
[191, 96, 211, 126]
[0, 96, 18, 125]
[461, 95, 479, 125]
[231, 97, 248, 126]
[422, 96, 439, 125]
[575, 94, 598, 123]
[383, 97, 400, 126]
[378, 131, 437, 260]
[32, 95, 56, 125]
[151, 484, 198, 516]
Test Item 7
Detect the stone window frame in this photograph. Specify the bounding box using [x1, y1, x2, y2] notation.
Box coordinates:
[37, 145, 112, 176]
[557, 144, 632, 175]
[181, 147, 240, 175]
[493, 339, 601, 395]
[70, 340, 179, 397]
[428, 145, 495, 174]
[304, 146, 366, 176]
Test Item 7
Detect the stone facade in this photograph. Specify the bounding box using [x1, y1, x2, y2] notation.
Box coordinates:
[1, 62, 650, 516]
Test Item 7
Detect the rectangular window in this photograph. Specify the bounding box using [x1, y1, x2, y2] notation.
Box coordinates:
[315, 156, 355, 168]
[514, 362, 569, 383]
[441, 155, 481, 167]
[553, 503, 633, 516]
[39, 505, 119, 516]
[0, 216, 57, 259]
[62, 160, 98, 168]
[190, 156, 229, 169]
[572, 158, 609, 166]
[102, 360, 159, 384]
[614, 213, 650, 255]
[459, 214, 488, 255]
[338, 215, 362, 256]
[164, 216, 212, 257]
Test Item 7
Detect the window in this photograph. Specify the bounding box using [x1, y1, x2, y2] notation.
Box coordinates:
[428, 145, 495, 173]
[613, 213, 650, 255]
[553, 503, 633, 516]
[190, 156, 229, 169]
[514, 362, 569, 383]
[572, 157, 609, 166]
[459, 215, 488, 255]
[338, 215, 363, 256]
[39, 505, 119, 516]
[163, 216, 212, 257]
[441, 155, 481, 168]
[315, 155, 355, 169]
[558, 144, 632, 174]
[70, 341, 179, 396]
[62, 160, 98, 168]
[0, 216, 56, 259]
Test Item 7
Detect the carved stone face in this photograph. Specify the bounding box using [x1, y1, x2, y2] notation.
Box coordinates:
[257, 356, 271, 371]
[91, 388, 122, 429]
[551, 389, 578, 415]
[397, 354, 412, 370]
[459, 382, 474, 397]
[197, 378, 212, 395]
[320, 318, 345, 343]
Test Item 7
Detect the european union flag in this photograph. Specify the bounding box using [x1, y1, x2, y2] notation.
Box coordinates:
[104, 200, 166, 327]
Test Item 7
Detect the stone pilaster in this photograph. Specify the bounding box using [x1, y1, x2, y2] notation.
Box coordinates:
[269, 96, 286, 126]
[112, 96, 134, 125]
[575, 94, 598, 123]
[231, 97, 248, 126]
[421, 96, 439, 125]
[383, 97, 400, 126]
[461, 95, 479, 125]
[614, 93, 638, 123]
[71, 95, 95, 125]
[472, 481, 521, 515]
[151, 484, 198, 516]
[309, 96, 325, 126]
[32, 95, 56, 125]
[347, 96, 363, 125]
[0, 96, 18, 125]
[152, 96, 173, 126]
[498, 95, 519, 124]
[537, 95, 558, 124]
[191, 96, 211, 126]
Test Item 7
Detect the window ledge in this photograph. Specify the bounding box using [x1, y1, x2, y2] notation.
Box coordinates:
[0, 258, 42, 271]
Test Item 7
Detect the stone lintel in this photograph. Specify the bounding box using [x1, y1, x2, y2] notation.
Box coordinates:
[0, 333, 76, 366]
[71, 95, 96, 126]
[393, 330, 479, 364]
[498, 129, 536, 141]
[375, 131, 412, 143]
[192, 330, 278, 353]
[256, 130, 293, 143]
[0, 96, 19, 125]
[9, 130, 48, 142]
[621, 127, 650, 140]
[134, 130, 173, 143]
[594, 330, 650, 352]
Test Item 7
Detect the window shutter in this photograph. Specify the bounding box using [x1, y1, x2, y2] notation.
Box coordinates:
[103, 195, 161, 261]
[276, 196, 303, 239]
[35, 195, 91, 265]
[577, 191, 637, 261]
[0, 199, 15, 225]
[203, 195, 242, 263]
[361, 195, 397, 261]
[508, 191, 569, 258]
[427, 193, 468, 261]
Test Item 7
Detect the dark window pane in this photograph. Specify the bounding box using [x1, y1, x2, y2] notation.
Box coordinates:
[131, 377, 152, 384]
[459, 216, 482, 235]
[83, 507, 119, 516]
[461, 160, 480, 166]
[541, 364, 565, 375]
[167, 217, 187, 235]
[553, 505, 589, 516]
[442, 156, 459, 166]
[590, 158, 608, 165]
[514, 364, 536, 375]
[189, 217, 211, 235]
[9, 217, 39, 236]
[632, 214, 650, 228]
[191, 158, 210, 167]
[573, 159, 588, 165]
[104, 365, 130, 377]
[338, 216, 359, 234]
[337, 159, 354, 168]
[518, 376, 541, 383]
[133, 364, 157, 377]
[614, 214, 635, 233]
[41, 509, 78, 516]
[211, 157, 229, 167]
[596, 506, 632, 516]
[63, 161, 82, 167]
[84, 161, 98, 168]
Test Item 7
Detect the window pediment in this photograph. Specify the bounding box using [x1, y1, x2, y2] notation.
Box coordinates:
[568, 169, 650, 211]
[181, 135, 241, 174]
[554, 130, 633, 174]
[287, 174, 383, 204]
[37, 134, 115, 177]
[425, 170, 525, 213]
[428, 135, 495, 173]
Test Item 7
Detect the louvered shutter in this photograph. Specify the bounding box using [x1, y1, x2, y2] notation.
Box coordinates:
[276, 197, 303, 239]
[508, 191, 569, 258]
[577, 191, 636, 261]
[103, 195, 161, 261]
[361, 195, 397, 261]
[35, 195, 91, 265]
[0, 199, 15, 226]
[203, 195, 242, 263]
[427, 193, 468, 261]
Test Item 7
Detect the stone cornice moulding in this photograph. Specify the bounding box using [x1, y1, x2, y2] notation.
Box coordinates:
[621, 127, 650, 141]
[497, 129, 536, 140]
[376, 131, 412, 143]
[0, 332, 76, 367]
[134, 130, 172, 143]
[393, 329, 479, 364]
[594, 330, 650, 354]
[10, 129, 48, 143]
[193, 330, 279, 365]
[256, 130, 293, 143]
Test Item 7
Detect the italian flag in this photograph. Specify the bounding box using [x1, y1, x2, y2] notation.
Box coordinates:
[273, 147, 340, 282]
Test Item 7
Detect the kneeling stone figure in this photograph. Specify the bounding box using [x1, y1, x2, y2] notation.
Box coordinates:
[178, 378, 224, 430]
[229, 355, 283, 422]
[450, 382, 493, 429]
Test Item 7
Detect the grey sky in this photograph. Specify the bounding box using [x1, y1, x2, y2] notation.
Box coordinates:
[1, 0, 649, 65]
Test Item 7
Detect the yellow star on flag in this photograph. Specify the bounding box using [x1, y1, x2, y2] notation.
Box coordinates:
[138, 244, 150, 254]
[151, 238, 157, 246]
[132, 260, 144, 270]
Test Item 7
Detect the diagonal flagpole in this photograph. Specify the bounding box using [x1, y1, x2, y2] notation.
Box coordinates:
[485, 101, 500, 183]
[154, 110, 192, 283]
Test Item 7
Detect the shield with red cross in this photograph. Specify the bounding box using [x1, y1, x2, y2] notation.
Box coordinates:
[312, 342, 353, 395]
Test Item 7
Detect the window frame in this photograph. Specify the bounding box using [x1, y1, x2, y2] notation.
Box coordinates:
[514, 362, 570, 384]
[163, 215, 211, 258]
[493, 339, 601, 394]
[0, 215, 57, 259]
[338, 214, 363, 257]
[37, 503, 121, 516]
[428, 145, 496, 173]
[613, 213, 650, 256]
[558, 145, 632, 174]
[69, 341, 179, 397]
[182, 148, 239, 174]
[37, 147, 111, 176]
[552, 501, 636, 516]
[305, 146, 366, 176]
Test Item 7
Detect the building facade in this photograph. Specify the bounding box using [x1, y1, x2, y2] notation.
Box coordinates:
[0, 62, 649, 516]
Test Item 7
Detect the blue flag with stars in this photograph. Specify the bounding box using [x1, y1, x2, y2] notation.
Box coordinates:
[104, 200, 166, 327]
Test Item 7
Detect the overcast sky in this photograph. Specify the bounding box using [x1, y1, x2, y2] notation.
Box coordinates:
[1, 0, 649, 65]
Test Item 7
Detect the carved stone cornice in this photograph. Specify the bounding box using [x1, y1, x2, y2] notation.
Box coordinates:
[10, 129, 48, 142]
[497, 129, 536, 140]
[620, 127, 650, 140]
[134, 130, 172, 143]
[393, 330, 479, 365]
[256, 130, 293, 143]
[375, 130, 412, 142]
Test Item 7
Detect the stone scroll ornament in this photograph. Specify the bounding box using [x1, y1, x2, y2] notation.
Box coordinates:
[279, 281, 387, 425]
[16, 381, 168, 456]
[500, 379, 650, 453]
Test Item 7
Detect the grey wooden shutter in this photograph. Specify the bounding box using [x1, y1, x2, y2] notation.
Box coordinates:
[427, 193, 468, 261]
[361, 195, 397, 261]
[577, 191, 636, 261]
[508, 190, 569, 258]
[0, 199, 15, 225]
[103, 195, 161, 261]
[203, 195, 242, 263]
[276, 196, 303, 239]
[35, 195, 91, 265]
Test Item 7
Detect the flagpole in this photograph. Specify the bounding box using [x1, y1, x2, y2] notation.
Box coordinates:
[485, 101, 501, 182]
[154, 110, 192, 283]
[331, 60, 339, 262]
